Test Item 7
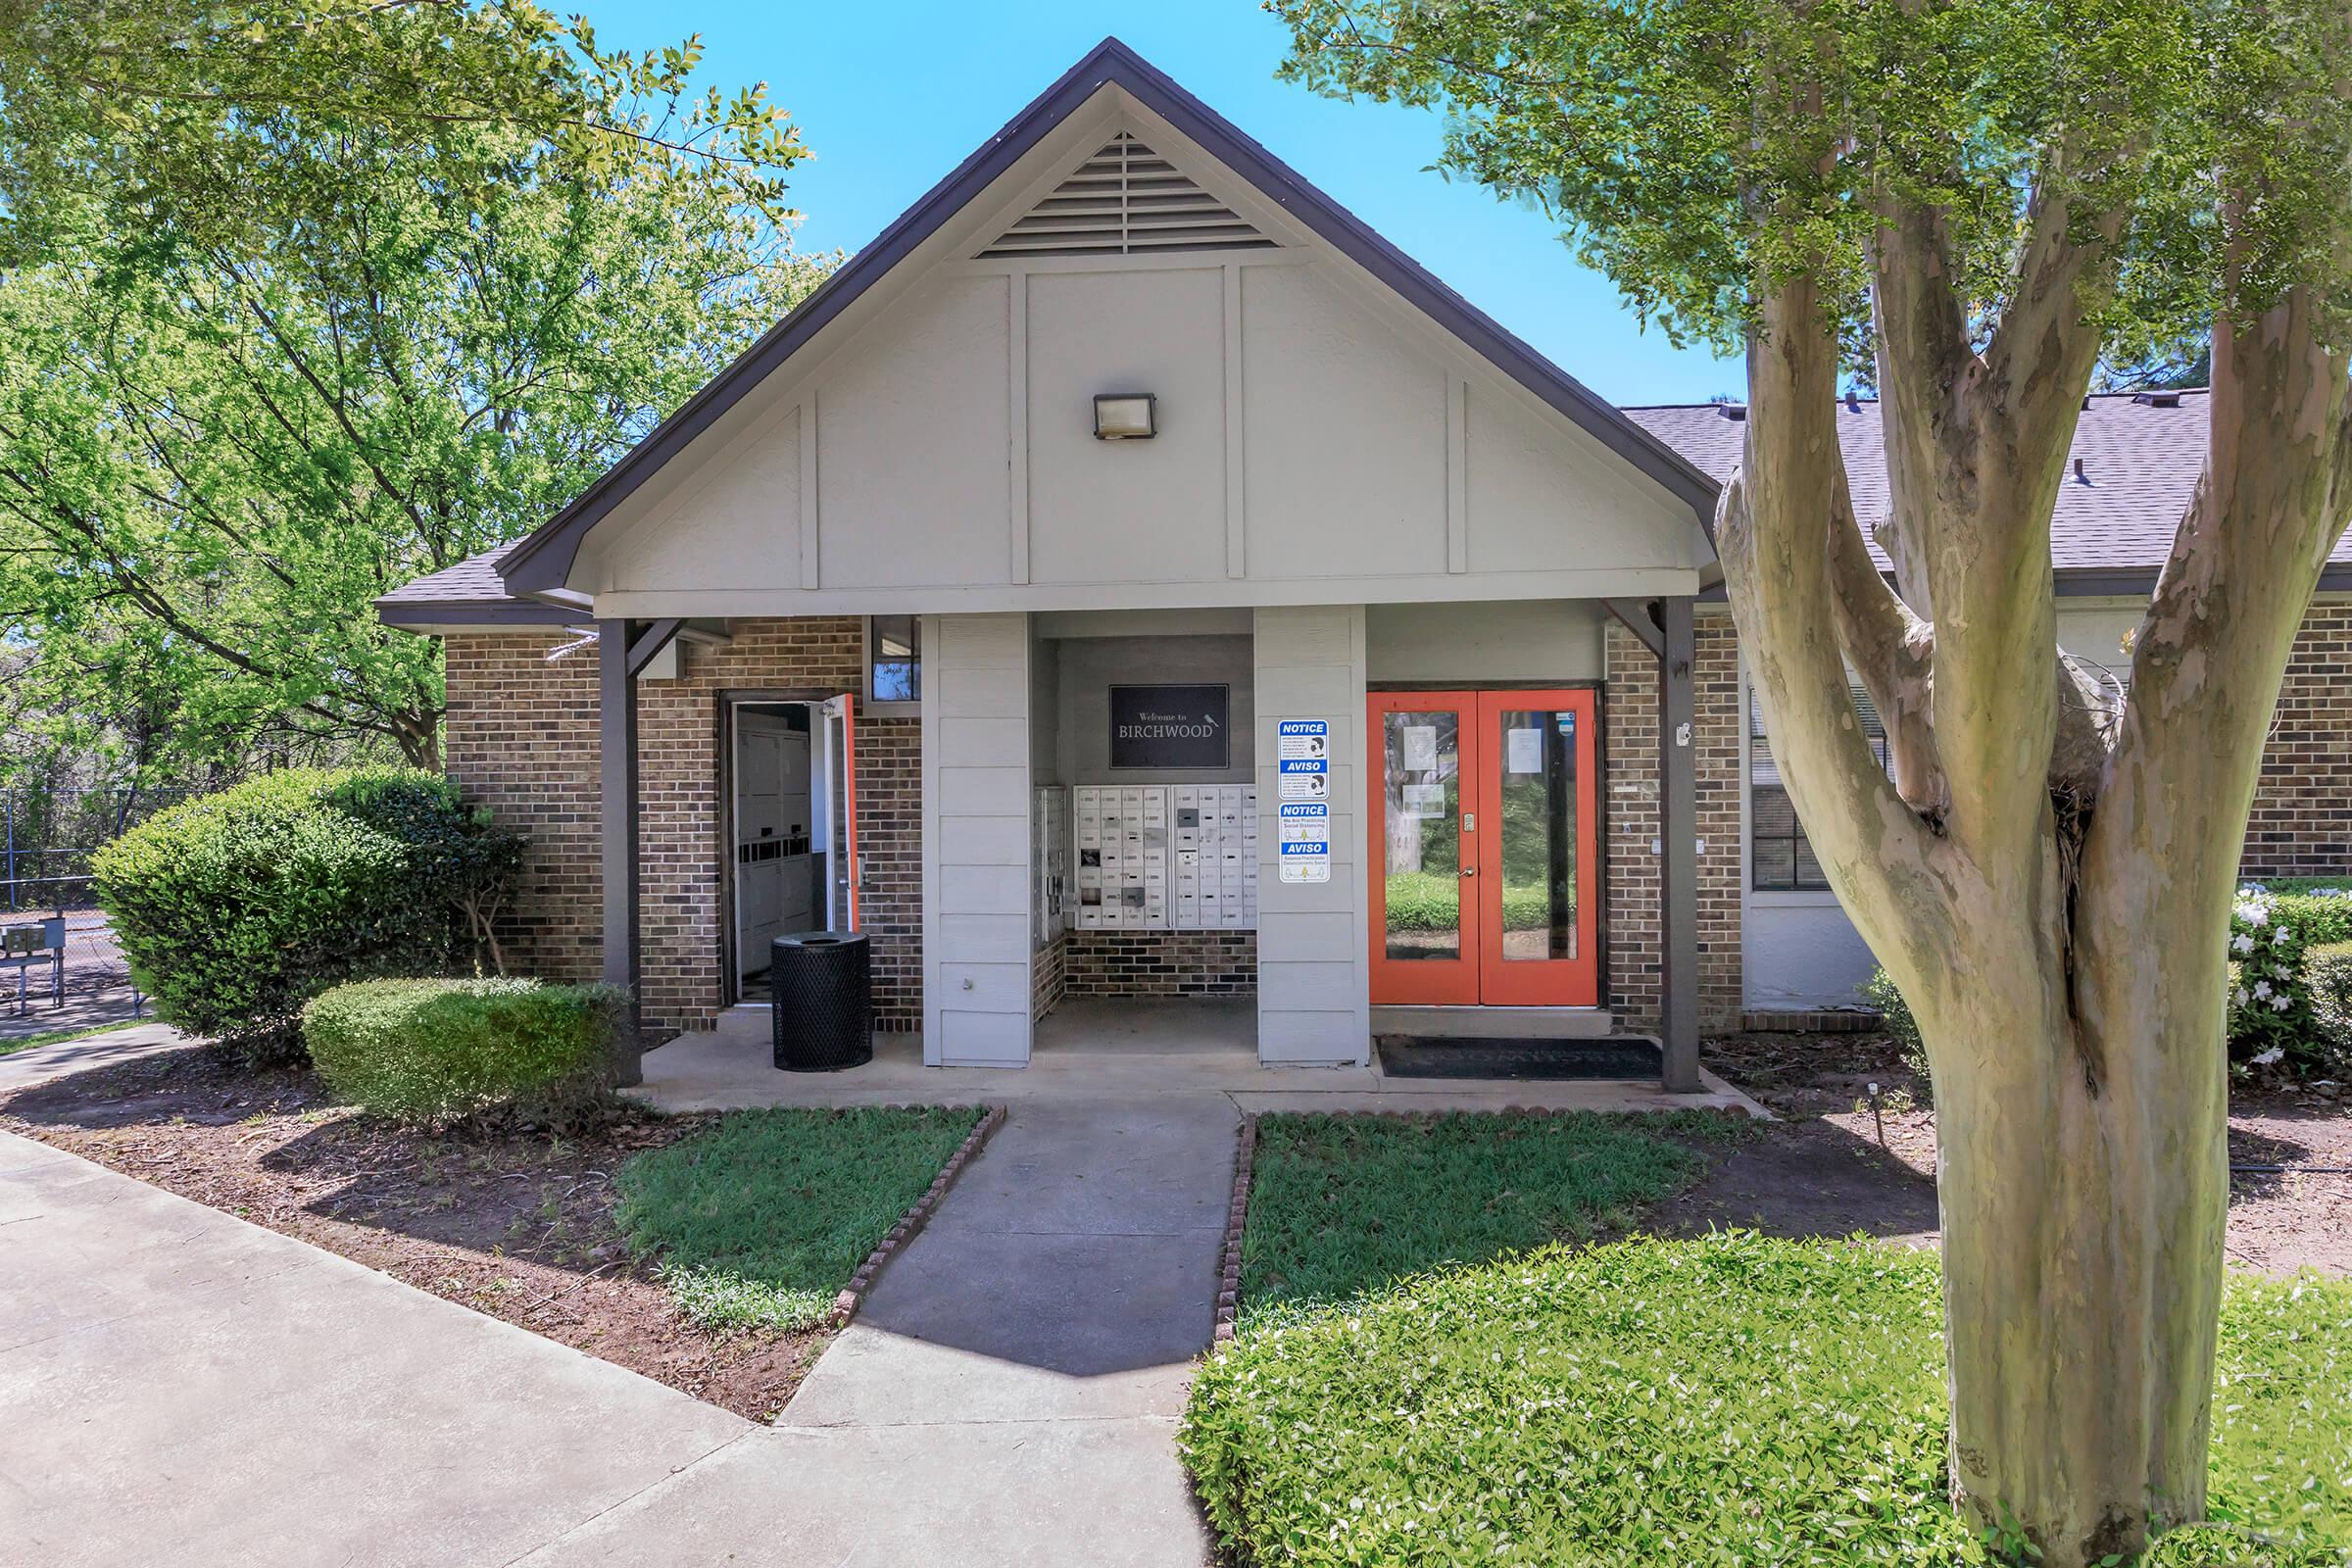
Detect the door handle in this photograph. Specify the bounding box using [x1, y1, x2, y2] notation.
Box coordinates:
[1460, 866, 1476, 878]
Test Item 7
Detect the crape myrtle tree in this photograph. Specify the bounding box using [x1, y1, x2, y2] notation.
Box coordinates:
[0, 3, 826, 771]
[1271, 0, 2352, 1562]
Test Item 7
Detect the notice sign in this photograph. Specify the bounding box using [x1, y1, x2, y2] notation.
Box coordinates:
[1276, 719, 1330, 802]
[1279, 802, 1330, 883]
[1109, 684, 1229, 770]
[1276, 720, 1331, 883]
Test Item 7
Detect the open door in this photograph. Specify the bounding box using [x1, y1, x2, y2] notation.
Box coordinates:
[821, 694, 859, 931]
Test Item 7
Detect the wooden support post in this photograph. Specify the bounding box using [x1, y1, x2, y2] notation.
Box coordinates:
[1658, 596, 1701, 1092]
[599, 619, 640, 1015]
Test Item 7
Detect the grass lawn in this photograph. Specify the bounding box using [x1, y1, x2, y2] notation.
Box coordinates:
[1184, 1112, 2352, 1567]
[0, 1019, 145, 1056]
[1239, 1110, 1739, 1319]
[613, 1104, 984, 1334]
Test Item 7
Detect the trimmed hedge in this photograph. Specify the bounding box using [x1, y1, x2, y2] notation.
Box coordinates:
[2306, 942, 2352, 1074]
[1182, 1234, 2352, 1567]
[2230, 886, 2352, 1071]
[303, 977, 624, 1128]
[91, 769, 522, 1062]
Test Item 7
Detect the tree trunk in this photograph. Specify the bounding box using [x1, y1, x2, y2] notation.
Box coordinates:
[1917, 884, 2227, 1563]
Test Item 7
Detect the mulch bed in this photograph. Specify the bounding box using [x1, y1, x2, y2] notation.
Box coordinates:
[0, 1043, 824, 1421]
[1673, 1030, 2352, 1276]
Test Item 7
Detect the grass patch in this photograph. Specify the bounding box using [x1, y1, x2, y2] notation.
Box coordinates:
[0, 1019, 146, 1056]
[1240, 1110, 1738, 1319]
[1186, 1235, 2352, 1567]
[613, 1104, 984, 1334]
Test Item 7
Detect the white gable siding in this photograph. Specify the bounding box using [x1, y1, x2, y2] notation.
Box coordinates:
[1025, 265, 1228, 584]
[581, 119, 1705, 618]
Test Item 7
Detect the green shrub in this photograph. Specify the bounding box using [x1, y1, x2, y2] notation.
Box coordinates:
[2304, 941, 2352, 1076]
[613, 1105, 986, 1332]
[1860, 965, 1931, 1082]
[303, 977, 624, 1128]
[1182, 1234, 2352, 1567]
[91, 768, 523, 1062]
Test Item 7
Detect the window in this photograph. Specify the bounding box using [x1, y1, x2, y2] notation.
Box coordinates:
[1748, 686, 1888, 892]
[865, 616, 921, 711]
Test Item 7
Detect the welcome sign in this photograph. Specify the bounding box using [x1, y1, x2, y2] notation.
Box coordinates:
[1109, 684, 1230, 769]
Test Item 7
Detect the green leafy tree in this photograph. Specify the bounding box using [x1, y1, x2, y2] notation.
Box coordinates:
[0, 8, 828, 771]
[1272, 1, 2352, 1561]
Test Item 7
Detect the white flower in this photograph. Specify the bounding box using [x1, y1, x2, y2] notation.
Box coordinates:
[2277, 925, 2293, 943]
[2253, 980, 2275, 1001]
[2233, 933, 2257, 955]
[2234, 986, 2251, 1005]
[2252, 1047, 2285, 1066]
[2272, 994, 2293, 1012]
[2273, 964, 2293, 981]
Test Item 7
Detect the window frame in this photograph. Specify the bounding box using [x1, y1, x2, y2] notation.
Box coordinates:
[1745, 682, 1890, 895]
[862, 614, 922, 717]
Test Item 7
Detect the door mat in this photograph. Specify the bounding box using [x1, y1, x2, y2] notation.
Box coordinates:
[1375, 1035, 1664, 1081]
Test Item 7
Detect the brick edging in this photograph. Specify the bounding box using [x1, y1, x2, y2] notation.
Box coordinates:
[830, 1103, 1005, 1327]
[1212, 1111, 1258, 1343]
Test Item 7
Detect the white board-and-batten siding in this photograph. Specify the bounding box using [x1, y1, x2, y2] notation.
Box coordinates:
[583, 249, 1701, 618]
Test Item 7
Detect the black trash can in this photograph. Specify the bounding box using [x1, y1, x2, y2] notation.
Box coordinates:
[770, 931, 872, 1072]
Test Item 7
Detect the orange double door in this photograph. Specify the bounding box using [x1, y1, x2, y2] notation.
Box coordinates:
[1367, 690, 1599, 1007]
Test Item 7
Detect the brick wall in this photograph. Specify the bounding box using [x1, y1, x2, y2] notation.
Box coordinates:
[444, 632, 604, 984]
[1061, 930, 1256, 999]
[2245, 599, 2352, 881]
[1032, 931, 1068, 1020]
[1600, 615, 1744, 1031]
[441, 619, 922, 1034]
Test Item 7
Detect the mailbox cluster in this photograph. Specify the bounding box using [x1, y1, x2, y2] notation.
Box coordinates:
[1070, 784, 1257, 931]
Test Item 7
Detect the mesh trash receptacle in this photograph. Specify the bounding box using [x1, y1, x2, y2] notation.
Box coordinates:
[770, 931, 872, 1071]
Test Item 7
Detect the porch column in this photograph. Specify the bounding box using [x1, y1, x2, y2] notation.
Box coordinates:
[1657, 597, 1701, 1093]
[598, 618, 640, 1004]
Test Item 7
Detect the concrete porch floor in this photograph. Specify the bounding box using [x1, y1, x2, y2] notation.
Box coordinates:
[634, 996, 1764, 1116]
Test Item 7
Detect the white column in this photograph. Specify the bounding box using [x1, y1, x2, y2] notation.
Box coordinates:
[921, 612, 1034, 1066]
[1251, 605, 1369, 1065]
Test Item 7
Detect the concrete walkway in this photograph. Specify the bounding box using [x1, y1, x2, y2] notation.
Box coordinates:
[1, 1093, 1230, 1565]
[0, 1129, 756, 1568]
[0, 1020, 190, 1091]
[527, 1096, 1231, 1566]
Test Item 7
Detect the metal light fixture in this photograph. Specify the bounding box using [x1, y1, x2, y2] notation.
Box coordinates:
[1094, 393, 1156, 441]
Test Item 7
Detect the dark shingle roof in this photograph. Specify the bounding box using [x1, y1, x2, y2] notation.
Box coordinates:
[376, 545, 577, 625]
[1624, 390, 2352, 579]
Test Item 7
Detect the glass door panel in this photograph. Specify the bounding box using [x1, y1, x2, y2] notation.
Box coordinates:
[1368, 693, 1480, 1004]
[1474, 691, 1598, 1005]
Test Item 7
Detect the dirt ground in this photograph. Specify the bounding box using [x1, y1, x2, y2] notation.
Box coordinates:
[1679, 1031, 2352, 1276]
[0, 1043, 825, 1421]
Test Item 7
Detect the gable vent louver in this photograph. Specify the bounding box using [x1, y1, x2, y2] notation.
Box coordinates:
[977, 134, 1279, 259]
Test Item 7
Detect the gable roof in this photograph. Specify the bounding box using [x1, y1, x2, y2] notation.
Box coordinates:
[493, 35, 1720, 598]
[377, 545, 576, 627]
[1626, 390, 2352, 593]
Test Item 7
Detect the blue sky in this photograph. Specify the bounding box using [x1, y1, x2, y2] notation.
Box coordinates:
[587, 0, 1742, 407]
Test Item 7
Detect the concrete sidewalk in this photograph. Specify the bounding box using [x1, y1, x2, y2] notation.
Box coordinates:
[0, 1129, 757, 1568]
[523, 1096, 1230, 1567]
[1, 1100, 1231, 1567]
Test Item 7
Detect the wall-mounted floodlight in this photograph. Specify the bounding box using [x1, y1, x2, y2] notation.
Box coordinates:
[1094, 393, 1156, 441]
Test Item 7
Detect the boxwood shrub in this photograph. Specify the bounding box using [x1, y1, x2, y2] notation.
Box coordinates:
[91, 768, 522, 1062]
[303, 977, 625, 1128]
[1182, 1233, 2352, 1567]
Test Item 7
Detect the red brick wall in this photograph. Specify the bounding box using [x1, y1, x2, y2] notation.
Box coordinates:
[444, 632, 604, 985]
[441, 619, 922, 1034]
[1600, 615, 1744, 1031]
[1060, 930, 1256, 999]
[2245, 599, 2352, 882]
